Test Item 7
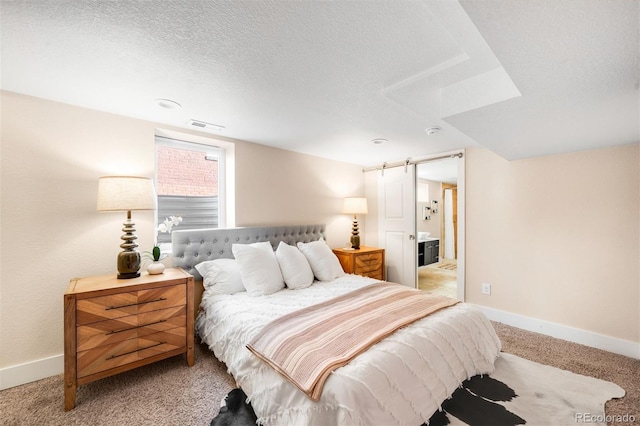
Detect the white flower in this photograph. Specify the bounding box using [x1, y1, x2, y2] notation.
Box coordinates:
[157, 215, 182, 234]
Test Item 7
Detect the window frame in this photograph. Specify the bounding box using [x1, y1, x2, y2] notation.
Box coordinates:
[154, 132, 231, 249]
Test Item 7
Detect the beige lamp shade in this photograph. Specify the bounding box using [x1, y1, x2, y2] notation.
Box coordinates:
[342, 197, 368, 215]
[97, 176, 157, 211]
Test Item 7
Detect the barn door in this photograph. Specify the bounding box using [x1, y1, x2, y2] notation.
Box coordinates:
[377, 165, 416, 288]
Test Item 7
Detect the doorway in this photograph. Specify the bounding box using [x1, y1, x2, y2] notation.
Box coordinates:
[416, 157, 460, 299]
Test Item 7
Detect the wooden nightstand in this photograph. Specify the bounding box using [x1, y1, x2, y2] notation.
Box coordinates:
[332, 246, 385, 280]
[64, 268, 195, 411]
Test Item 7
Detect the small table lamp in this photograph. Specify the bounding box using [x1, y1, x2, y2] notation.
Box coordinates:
[343, 197, 368, 249]
[97, 176, 157, 279]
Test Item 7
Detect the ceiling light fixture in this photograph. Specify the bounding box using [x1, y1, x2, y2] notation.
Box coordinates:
[425, 127, 441, 135]
[371, 138, 387, 145]
[154, 98, 182, 109]
[189, 119, 225, 132]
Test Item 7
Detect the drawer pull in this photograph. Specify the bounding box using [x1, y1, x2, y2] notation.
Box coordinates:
[106, 342, 165, 360]
[105, 297, 167, 310]
[106, 320, 167, 335]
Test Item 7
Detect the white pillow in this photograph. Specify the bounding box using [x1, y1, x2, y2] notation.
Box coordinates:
[275, 241, 314, 290]
[232, 242, 284, 296]
[194, 259, 245, 295]
[297, 238, 345, 282]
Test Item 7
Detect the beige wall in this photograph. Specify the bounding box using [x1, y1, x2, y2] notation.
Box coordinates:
[363, 169, 379, 247]
[0, 91, 363, 370]
[466, 146, 640, 343]
[233, 141, 364, 247]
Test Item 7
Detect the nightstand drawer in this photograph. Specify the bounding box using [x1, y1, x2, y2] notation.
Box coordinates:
[357, 267, 383, 280]
[76, 285, 186, 325]
[77, 327, 186, 378]
[354, 253, 383, 272]
[77, 305, 187, 351]
[354, 253, 382, 279]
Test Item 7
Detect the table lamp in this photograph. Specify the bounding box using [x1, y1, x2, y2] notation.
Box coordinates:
[343, 197, 368, 249]
[97, 176, 157, 279]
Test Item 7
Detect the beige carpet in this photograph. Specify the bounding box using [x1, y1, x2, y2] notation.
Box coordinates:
[1, 325, 637, 426]
[0, 343, 235, 426]
[418, 259, 457, 299]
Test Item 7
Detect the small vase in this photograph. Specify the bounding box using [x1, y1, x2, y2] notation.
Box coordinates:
[147, 261, 165, 275]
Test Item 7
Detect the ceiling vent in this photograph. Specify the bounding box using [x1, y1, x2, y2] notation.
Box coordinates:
[188, 119, 225, 132]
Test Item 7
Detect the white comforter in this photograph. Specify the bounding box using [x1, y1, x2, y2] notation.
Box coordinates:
[196, 275, 501, 425]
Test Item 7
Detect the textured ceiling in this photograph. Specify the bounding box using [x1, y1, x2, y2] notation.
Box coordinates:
[453, 0, 640, 160]
[1, 0, 638, 166]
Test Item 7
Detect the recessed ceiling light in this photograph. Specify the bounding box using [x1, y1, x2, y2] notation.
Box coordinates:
[425, 127, 441, 135]
[154, 98, 182, 109]
[372, 138, 387, 145]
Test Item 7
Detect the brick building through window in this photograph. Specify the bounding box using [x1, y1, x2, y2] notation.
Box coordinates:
[155, 136, 222, 243]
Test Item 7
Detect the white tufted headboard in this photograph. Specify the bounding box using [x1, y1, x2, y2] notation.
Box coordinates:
[171, 224, 326, 280]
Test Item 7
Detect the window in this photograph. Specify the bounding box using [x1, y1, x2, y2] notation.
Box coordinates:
[155, 135, 225, 244]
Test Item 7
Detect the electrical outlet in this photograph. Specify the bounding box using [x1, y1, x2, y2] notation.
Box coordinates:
[481, 283, 491, 295]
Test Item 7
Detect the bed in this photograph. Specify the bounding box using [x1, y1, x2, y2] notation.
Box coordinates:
[172, 224, 501, 425]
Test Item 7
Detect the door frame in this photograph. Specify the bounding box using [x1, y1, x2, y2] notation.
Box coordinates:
[416, 150, 466, 301]
[454, 151, 466, 301]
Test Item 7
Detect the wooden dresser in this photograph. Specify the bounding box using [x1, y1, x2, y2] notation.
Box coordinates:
[332, 246, 385, 280]
[64, 268, 194, 411]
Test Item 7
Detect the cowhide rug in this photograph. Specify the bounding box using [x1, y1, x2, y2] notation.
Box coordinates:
[210, 352, 625, 426]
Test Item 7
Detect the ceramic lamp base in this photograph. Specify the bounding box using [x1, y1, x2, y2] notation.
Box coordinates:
[117, 250, 141, 279]
[350, 218, 361, 249]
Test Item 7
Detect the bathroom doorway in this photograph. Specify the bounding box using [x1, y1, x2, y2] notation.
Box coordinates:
[416, 157, 459, 299]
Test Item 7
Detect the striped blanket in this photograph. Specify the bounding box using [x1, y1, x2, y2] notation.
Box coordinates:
[246, 282, 460, 401]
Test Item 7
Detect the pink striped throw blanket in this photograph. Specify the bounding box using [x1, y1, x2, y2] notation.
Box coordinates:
[246, 282, 459, 401]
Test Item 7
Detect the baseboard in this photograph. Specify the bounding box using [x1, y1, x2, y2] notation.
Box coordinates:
[474, 304, 640, 360]
[0, 354, 63, 390]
